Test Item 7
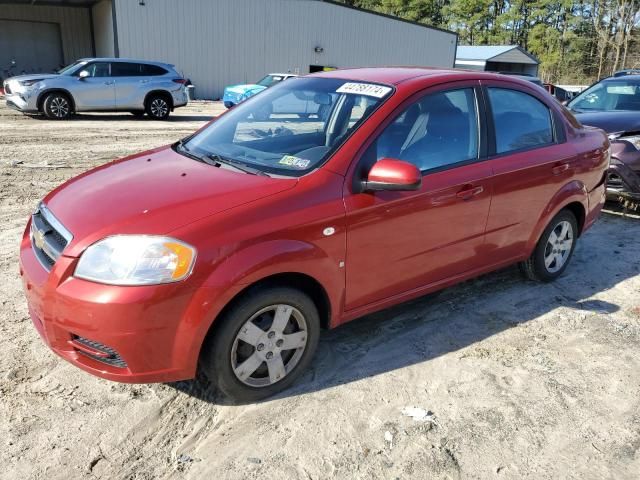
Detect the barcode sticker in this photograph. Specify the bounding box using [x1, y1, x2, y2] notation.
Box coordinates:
[336, 82, 392, 98]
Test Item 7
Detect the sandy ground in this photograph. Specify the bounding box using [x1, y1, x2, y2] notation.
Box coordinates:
[1, 101, 639, 480]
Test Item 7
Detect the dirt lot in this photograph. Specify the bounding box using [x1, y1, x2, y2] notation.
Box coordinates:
[1, 101, 639, 480]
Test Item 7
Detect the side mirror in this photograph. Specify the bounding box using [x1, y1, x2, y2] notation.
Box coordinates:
[363, 158, 422, 192]
[78, 70, 89, 80]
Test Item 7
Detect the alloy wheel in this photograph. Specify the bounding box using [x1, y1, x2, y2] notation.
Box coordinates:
[543, 220, 574, 273]
[150, 98, 168, 118]
[50, 96, 70, 118]
[231, 304, 308, 387]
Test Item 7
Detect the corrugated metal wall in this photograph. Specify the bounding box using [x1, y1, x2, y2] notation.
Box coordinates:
[92, 0, 115, 57]
[0, 4, 93, 64]
[113, 0, 457, 99]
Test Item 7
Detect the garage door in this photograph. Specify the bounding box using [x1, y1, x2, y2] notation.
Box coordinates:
[0, 19, 63, 80]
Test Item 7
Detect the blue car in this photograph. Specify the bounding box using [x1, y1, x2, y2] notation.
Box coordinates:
[223, 73, 297, 108]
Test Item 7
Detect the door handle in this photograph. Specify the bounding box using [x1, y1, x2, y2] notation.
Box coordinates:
[103, 80, 114, 85]
[140, 79, 149, 84]
[552, 163, 570, 175]
[456, 185, 484, 200]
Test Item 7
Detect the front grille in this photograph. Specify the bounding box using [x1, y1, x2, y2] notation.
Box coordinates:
[607, 172, 624, 190]
[30, 203, 72, 271]
[72, 335, 128, 369]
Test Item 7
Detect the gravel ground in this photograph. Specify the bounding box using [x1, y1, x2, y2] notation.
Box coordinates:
[1, 101, 639, 479]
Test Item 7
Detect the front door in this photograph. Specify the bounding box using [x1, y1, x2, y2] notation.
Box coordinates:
[344, 85, 492, 311]
[73, 61, 115, 110]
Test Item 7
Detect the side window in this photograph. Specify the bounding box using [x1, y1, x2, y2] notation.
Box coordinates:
[83, 62, 110, 77]
[488, 88, 554, 154]
[140, 64, 168, 76]
[375, 88, 479, 172]
[110, 62, 141, 77]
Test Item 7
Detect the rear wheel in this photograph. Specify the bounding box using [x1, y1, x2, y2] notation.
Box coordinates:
[43, 92, 72, 119]
[201, 287, 320, 402]
[145, 94, 171, 120]
[519, 209, 578, 282]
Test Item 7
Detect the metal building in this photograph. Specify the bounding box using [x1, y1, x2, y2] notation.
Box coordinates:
[455, 45, 540, 76]
[0, 0, 458, 99]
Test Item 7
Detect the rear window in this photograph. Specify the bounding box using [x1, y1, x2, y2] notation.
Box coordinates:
[141, 64, 168, 76]
[110, 62, 140, 77]
[110, 63, 168, 76]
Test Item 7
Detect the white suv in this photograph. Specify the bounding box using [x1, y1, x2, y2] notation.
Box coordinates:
[3, 58, 188, 120]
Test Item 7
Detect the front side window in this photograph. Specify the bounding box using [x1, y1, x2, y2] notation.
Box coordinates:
[488, 88, 554, 154]
[569, 80, 640, 112]
[83, 62, 110, 78]
[374, 88, 479, 172]
[182, 77, 392, 176]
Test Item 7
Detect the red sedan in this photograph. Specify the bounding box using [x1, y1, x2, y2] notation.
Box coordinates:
[20, 68, 609, 401]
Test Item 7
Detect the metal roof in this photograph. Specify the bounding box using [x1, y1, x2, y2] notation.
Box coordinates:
[456, 45, 539, 64]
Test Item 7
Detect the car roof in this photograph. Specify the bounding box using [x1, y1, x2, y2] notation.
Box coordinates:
[76, 58, 175, 68]
[308, 66, 537, 86]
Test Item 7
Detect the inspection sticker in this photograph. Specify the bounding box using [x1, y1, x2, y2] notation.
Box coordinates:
[279, 155, 311, 169]
[336, 82, 392, 98]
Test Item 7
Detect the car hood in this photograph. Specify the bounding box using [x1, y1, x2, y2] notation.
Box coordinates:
[225, 84, 266, 95]
[43, 145, 297, 256]
[5, 73, 60, 84]
[573, 110, 640, 134]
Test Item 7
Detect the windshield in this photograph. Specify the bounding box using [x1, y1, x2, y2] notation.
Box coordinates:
[569, 79, 640, 112]
[57, 60, 87, 75]
[256, 74, 286, 87]
[182, 77, 393, 176]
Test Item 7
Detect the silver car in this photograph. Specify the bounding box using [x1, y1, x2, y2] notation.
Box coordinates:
[3, 58, 188, 120]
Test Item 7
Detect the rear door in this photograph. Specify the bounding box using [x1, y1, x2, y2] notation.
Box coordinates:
[344, 83, 493, 311]
[480, 81, 578, 262]
[111, 62, 146, 109]
[72, 61, 115, 110]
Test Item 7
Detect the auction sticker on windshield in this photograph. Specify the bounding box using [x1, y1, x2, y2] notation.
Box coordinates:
[336, 82, 392, 98]
[279, 155, 311, 169]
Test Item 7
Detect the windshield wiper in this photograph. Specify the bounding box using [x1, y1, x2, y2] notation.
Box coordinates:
[206, 154, 269, 176]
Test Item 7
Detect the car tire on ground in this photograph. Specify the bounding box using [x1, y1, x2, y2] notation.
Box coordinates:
[43, 92, 72, 119]
[145, 94, 171, 120]
[201, 286, 320, 402]
[519, 209, 578, 282]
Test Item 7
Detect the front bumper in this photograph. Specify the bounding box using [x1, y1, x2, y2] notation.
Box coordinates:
[19, 221, 206, 383]
[606, 163, 640, 201]
[5, 93, 38, 113]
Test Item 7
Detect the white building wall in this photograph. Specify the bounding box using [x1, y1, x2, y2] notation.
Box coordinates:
[113, 0, 457, 99]
[0, 4, 93, 64]
[92, 0, 114, 57]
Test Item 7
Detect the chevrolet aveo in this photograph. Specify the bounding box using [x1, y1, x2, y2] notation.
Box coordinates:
[20, 68, 609, 401]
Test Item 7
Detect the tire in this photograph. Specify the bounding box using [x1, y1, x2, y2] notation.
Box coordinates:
[130, 110, 145, 117]
[201, 286, 320, 402]
[43, 92, 72, 119]
[145, 94, 171, 120]
[519, 209, 578, 282]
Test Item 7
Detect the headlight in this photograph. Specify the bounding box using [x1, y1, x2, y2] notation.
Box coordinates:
[619, 135, 640, 150]
[19, 79, 44, 87]
[75, 235, 196, 285]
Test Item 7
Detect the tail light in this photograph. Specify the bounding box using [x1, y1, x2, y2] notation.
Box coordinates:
[172, 78, 188, 84]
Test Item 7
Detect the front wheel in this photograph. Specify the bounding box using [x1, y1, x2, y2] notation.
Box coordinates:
[145, 94, 171, 120]
[201, 287, 320, 402]
[43, 92, 72, 119]
[519, 209, 578, 282]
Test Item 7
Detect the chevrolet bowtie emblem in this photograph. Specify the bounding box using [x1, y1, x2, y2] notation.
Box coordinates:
[33, 227, 46, 250]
